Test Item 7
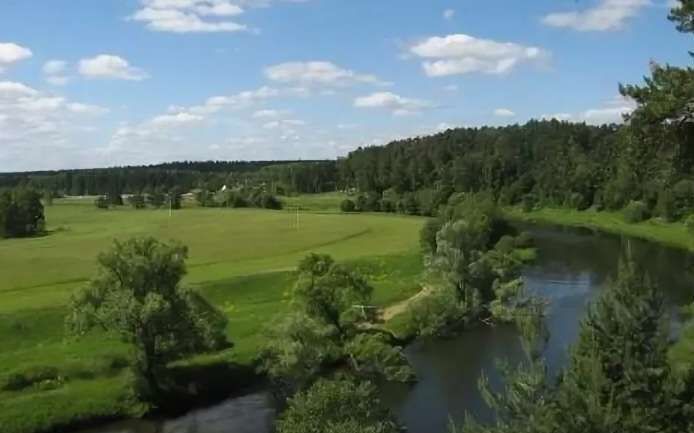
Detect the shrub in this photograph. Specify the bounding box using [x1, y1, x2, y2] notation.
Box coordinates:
[514, 231, 535, 249]
[1, 366, 60, 391]
[340, 199, 357, 213]
[623, 200, 649, 224]
[685, 215, 694, 235]
[521, 194, 536, 213]
[261, 194, 283, 210]
[495, 235, 516, 253]
[655, 190, 676, 221]
[127, 193, 146, 209]
[94, 195, 109, 209]
[355, 194, 368, 212]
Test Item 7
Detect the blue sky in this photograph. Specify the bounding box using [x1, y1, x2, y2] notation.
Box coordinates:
[0, 0, 691, 171]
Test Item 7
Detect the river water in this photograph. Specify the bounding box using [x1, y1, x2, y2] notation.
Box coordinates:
[74, 224, 694, 433]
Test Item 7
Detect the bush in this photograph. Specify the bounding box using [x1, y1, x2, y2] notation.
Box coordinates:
[623, 200, 649, 223]
[514, 231, 535, 249]
[261, 194, 283, 210]
[127, 194, 146, 209]
[1, 366, 60, 391]
[521, 194, 536, 213]
[655, 190, 676, 221]
[355, 194, 368, 212]
[94, 196, 109, 209]
[495, 235, 516, 253]
[685, 215, 694, 235]
[340, 199, 357, 213]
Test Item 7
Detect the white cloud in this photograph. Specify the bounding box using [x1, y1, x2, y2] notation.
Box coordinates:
[67, 102, 110, 115]
[541, 95, 637, 124]
[253, 108, 289, 118]
[151, 112, 204, 126]
[43, 60, 70, 86]
[354, 92, 433, 116]
[131, 6, 247, 33]
[409, 33, 548, 77]
[583, 95, 637, 123]
[541, 113, 574, 121]
[79, 55, 149, 81]
[0, 42, 32, 73]
[43, 60, 67, 75]
[0, 80, 110, 170]
[542, 0, 650, 32]
[443, 9, 455, 20]
[262, 119, 306, 129]
[130, 0, 306, 33]
[494, 108, 516, 117]
[265, 61, 385, 87]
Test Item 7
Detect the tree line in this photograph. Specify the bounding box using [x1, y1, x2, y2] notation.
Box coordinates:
[0, 160, 337, 198]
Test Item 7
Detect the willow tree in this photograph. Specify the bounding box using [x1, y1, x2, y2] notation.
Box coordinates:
[66, 237, 229, 401]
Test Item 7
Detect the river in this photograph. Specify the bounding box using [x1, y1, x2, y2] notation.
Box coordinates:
[73, 223, 694, 433]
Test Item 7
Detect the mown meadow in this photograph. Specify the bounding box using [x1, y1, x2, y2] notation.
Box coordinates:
[0, 196, 425, 433]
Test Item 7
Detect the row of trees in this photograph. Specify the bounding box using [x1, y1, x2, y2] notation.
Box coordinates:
[195, 186, 282, 210]
[0, 160, 337, 198]
[0, 187, 44, 238]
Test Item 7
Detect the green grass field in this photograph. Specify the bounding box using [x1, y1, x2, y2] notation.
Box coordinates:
[0, 198, 424, 433]
[280, 192, 348, 212]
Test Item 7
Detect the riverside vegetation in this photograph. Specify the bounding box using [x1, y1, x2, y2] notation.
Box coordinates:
[1, 2, 694, 432]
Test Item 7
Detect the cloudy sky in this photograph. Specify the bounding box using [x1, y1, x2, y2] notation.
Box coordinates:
[0, 0, 690, 172]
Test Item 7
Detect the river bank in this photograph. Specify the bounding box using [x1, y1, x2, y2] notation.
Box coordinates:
[504, 207, 694, 252]
[62, 222, 694, 433]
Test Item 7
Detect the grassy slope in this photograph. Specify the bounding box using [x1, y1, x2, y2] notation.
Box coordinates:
[505, 207, 694, 251]
[0, 198, 424, 433]
[505, 206, 694, 371]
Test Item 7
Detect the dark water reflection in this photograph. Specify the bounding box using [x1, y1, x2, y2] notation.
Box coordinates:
[73, 224, 694, 433]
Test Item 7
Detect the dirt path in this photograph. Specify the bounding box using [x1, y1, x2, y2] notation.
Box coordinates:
[380, 286, 433, 321]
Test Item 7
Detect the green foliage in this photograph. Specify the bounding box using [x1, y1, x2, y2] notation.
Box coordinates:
[521, 194, 536, 213]
[411, 194, 533, 337]
[686, 214, 694, 234]
[65, 237, 229, 401]
[293, 254, 373, 333]
[168, 187, 182, 210]
[340, 199, 357, 213]
[345, 333, 414, 382]
[669, 0, 694, 33]
[276, 379, 400, 433]
[514, 231, 534, 249]
[146, 189, 166, 208]
[94, 195, 109, 209]
[623, 200, 649, 223]
[0, 187, 45, 238]
[258, 312, 342, 388]
[1, 366, 61, 392]
[127, 193, 146, 209]
[260, 253, 414, 389]
[420, 218, 443, 255]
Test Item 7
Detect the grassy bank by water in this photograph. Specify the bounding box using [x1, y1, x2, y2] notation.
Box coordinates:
[505, 207, 694, 252]
[0, 198, 424, 433]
